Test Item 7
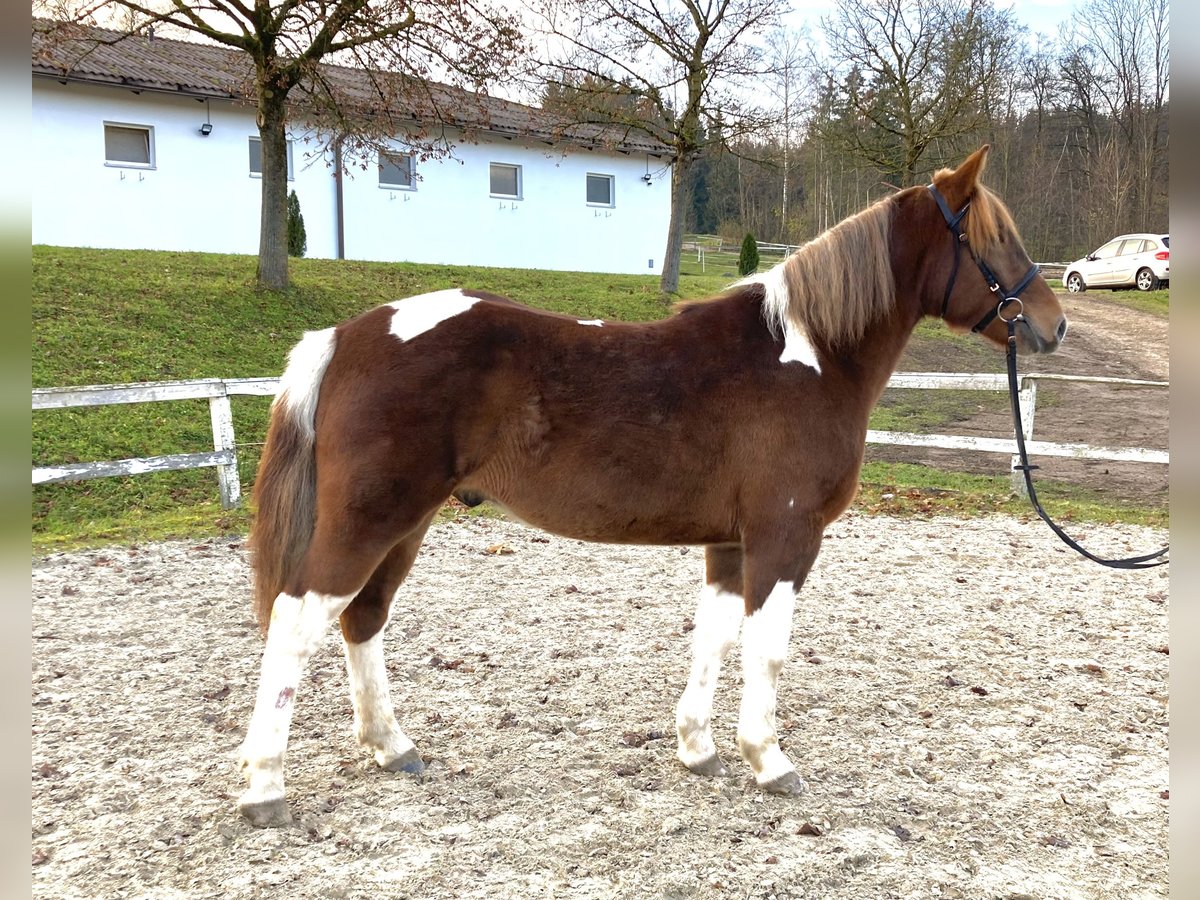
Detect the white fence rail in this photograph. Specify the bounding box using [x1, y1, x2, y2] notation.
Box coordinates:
[32, 377, 277, 508]
[32, 372, 1168, 508]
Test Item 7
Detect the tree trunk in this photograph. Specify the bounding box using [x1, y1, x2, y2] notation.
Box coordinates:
[659, 157, 691, 294]
[256, 96, 290, 291]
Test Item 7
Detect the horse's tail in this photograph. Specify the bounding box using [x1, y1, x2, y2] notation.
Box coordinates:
[249, 326, 337, 632]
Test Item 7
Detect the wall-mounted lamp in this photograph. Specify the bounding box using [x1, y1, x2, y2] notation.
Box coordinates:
[199, 122, 213, 136]
[641, 173, 653, 186]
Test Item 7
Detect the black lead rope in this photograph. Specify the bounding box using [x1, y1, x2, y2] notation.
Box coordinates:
[1003, 314, 1169, 569]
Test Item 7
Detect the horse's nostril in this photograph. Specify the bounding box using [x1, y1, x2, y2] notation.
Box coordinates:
[1056, 317, 1068, 342]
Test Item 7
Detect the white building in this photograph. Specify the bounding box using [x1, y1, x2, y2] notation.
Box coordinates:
[32, 23, 673, 275]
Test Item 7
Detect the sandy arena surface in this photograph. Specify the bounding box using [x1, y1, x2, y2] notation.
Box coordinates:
[32, 513, 1169, 899]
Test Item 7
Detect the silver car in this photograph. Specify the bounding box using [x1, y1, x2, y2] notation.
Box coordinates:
[1063, 233, 1169, 292]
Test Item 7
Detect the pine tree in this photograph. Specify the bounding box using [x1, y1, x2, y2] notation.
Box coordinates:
[286, 190, 307, 258]
[738, 232, 759, 276]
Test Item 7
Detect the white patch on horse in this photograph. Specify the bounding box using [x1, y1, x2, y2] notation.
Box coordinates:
[388, 289, 479, 342]
[276, 327, 336, 439]
[577, 319, 604, 327]
[676, 583, 744, 771]
[238, 590, 355, 811]
[343, 629, 417, 768]
[738, 580, 798, 784]
[737, 263, 822, 373]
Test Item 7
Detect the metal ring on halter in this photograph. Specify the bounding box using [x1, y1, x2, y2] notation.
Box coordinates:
[997, 297, 1024, 322]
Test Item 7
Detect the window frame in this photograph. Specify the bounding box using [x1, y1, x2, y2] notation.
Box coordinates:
[488, 162, 522, 200]
[248, 136, 294, 181]
[103, 121, 155, 169]
[378, 150, 416, 191]
[585, 172, 615, 208]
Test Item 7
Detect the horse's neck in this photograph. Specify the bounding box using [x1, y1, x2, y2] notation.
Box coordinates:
[829, 301, 925, 412]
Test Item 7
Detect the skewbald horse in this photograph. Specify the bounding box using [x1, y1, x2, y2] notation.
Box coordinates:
[237, 145, 1067, 826]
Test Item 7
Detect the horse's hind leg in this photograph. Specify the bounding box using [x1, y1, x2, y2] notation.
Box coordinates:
[238, 517, 423, 826]
[238, 584, 361, 826]
[676, 544, 744, 777]
[340, 520, 433, 775]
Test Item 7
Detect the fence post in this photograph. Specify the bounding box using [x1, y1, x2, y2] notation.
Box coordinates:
[208, 392, 241, 508]
[1011, 376, 1038, 497]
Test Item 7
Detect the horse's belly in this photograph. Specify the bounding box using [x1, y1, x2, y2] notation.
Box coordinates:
[462, 471, 738, 547]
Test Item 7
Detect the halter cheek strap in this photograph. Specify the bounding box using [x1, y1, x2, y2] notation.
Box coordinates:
[927, 184, 1040, 332]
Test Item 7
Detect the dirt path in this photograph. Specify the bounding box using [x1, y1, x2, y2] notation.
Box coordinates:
[32, 516, 1169, 899]
[871, 292, 1169, 505]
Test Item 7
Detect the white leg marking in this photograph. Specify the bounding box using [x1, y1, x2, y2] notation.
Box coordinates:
[676, 583, 743, 771]
[738, 580, 799, 785]
[343, 629, 417, 768]
[577, 318, 604, 327]
[238, 591, 355, 809]
[388, 288, 479, 341]
[276, 327, 336, 437]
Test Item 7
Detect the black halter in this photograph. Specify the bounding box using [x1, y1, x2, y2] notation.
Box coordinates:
[928, 184, 1040, 333]
[926, 182, 1168, 570]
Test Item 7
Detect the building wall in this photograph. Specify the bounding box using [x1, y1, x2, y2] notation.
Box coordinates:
[31, 79, 672, 275]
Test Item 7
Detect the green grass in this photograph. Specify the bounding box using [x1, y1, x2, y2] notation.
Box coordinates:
[1084, 287, 1170, 317]
[32, 245, 1165, 551]
[857, 462, 1167, 527]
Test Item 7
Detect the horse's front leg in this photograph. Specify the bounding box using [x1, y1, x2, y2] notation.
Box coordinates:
[676, 545, 744, 776]
[737, 522, 823, 794]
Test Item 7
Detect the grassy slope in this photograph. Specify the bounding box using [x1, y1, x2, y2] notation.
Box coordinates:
[32, 246, 1166, 550]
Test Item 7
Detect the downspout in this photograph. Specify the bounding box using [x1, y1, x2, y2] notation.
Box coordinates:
[334, 135, 345, 260]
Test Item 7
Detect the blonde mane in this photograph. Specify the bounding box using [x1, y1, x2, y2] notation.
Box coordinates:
[754, 195, 897, 348]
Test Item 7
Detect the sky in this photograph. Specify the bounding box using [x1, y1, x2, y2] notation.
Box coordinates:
[783, 0, 1078, 46]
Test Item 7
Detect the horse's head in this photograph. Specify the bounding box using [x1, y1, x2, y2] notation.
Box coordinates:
[926, 145, 1067, 354]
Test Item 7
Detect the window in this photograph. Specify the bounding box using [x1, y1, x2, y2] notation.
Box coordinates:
[489, 162, 521, 199]
[104, 123, 154, 167]
[248, 137, 294, 180]
[379, 151, 415, 189]
[1093, 240, 1122, 259]
[586, 173, 614, 206]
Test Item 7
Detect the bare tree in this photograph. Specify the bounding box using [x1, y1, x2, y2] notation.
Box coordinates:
[536, 0, 782, 293]
[765, 28, 809, 242]
[38, 1, 525, 290]
[814, 0, 1021, 185]
[1068, 0, 1169, 233]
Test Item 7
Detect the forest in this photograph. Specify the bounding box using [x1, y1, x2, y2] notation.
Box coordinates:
[678, 0, 1168, 264]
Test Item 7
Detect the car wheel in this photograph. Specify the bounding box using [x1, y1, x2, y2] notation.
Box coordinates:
[1065, 272, 1085, 292]
[1135, 268, 1159, 291]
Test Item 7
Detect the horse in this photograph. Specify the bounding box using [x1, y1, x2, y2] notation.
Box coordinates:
[235, 145, 1067, 827]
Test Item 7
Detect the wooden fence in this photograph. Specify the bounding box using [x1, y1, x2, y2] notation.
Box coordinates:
[32, 372, 1167, 508]
[683, 238, 1068, 280]
[32, 377, 278, 508]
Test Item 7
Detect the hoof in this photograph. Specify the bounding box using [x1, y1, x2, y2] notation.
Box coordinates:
[683, 754, 729, 778]
[238, 797, 292, 828]
[382, 747, 425, 776]
[760, 771, 808, 796]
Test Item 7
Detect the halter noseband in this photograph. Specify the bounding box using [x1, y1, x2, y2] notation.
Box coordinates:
[928, 183, 1040, 333]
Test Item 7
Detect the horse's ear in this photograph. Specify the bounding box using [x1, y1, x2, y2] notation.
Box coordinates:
[937, 145, 990, 208]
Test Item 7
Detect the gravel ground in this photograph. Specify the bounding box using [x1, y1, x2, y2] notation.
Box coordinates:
[32, 513, 1169, 899]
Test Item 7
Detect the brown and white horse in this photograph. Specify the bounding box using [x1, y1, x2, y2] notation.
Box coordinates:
[236, 145, 1066, 826]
